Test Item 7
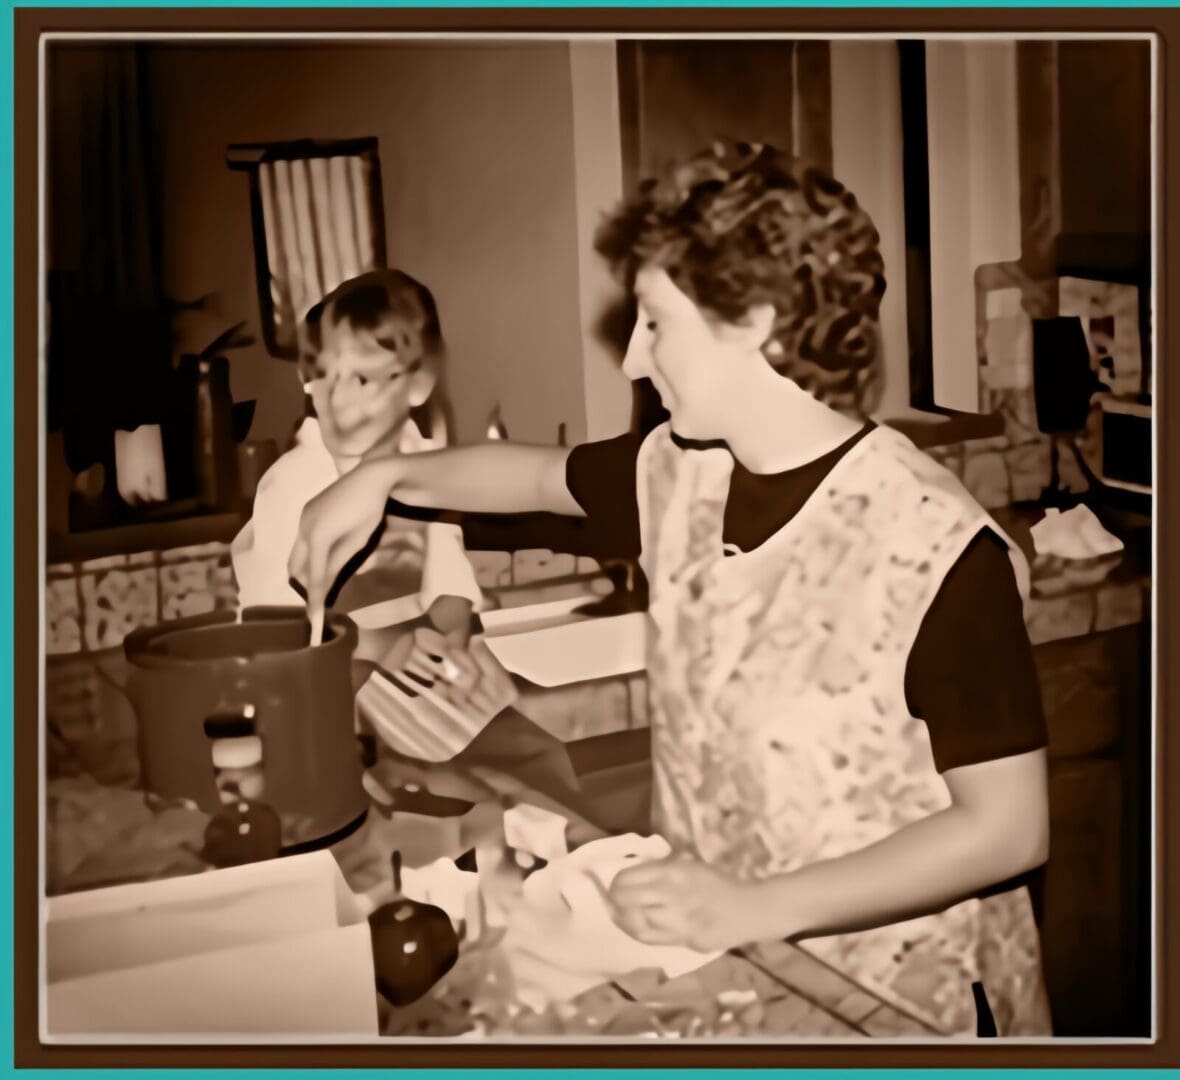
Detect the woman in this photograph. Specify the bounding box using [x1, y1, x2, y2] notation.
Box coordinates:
[290, 142, 1053, 1037]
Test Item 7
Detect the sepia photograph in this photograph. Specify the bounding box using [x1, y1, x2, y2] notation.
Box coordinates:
[30, 19, 1156, 1052]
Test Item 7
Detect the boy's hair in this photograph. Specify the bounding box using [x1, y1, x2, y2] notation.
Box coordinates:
[595, 140, 887, 417]
[298, 268, 451, 441]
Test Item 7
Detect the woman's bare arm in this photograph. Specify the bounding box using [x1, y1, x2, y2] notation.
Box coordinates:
[608, 748, 1050, 953]
[290, 441, 583, 620]
[390, 442, 583, 516]
[753, 748, 1050, 941]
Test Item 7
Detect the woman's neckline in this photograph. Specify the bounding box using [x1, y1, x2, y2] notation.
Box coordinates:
[669, 419, 876, 479]
[703, 424, 891, 567]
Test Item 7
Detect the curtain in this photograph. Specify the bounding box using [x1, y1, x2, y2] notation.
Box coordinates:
[258, 153, 381, 353]
[47, 44, 171, 474]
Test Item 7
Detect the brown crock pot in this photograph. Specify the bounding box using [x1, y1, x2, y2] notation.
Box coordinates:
[123, 607, 367, 850]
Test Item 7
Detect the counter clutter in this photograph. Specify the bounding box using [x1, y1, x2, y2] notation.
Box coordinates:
[45, 600, 933, 1042]
[45, 759, 934, 1039]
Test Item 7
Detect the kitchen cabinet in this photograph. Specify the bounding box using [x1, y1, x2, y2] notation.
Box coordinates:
[1033, 619, 1151, 1036]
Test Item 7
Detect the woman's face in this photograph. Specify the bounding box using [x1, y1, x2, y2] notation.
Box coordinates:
[622, 266, 760, 442]
[306, 312, 435, 460]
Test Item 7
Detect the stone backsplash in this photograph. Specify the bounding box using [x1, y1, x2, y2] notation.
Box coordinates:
[47, 545, 239, 656]
[43, 438, 1147, 750]
[45, 544, 609, 659]
[44, 540, 638, 762]
[953, 271, 1146, 510]
[928, 430, 1076, 513]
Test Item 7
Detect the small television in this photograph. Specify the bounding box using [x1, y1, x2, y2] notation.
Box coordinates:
[1096, 396, 1152, 495]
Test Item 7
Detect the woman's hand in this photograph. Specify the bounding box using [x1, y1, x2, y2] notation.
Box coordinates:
[288, 455, 402, 621]
[607, 854, 763, 953]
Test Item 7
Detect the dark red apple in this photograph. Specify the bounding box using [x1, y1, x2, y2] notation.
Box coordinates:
[368, 896, 459, 1006]
[201, 799, 282, 868]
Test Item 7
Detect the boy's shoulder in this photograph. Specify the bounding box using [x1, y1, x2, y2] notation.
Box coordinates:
[253, 418, 338, 502]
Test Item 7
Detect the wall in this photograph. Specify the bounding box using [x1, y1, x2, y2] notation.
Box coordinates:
[925, 41, 1023, 414]
[829, 41, 911, 418]
[568, 41, 632, 442]
[146, 42, 590, 448]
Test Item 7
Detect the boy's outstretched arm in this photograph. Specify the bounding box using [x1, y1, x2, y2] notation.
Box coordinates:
[291, 442, 582, 621]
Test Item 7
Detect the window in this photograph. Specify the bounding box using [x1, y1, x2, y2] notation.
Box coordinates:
[227, 137, 387, 359]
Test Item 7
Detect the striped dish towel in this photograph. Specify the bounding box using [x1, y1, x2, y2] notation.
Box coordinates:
[356, 667, 500, 764]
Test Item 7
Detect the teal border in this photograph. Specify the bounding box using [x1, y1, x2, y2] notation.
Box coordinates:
[6, 0, 1180, 7]
[4, 3, 1173, 1078]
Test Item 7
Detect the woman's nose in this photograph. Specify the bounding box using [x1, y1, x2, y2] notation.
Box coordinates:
[621, 324, 649, 382]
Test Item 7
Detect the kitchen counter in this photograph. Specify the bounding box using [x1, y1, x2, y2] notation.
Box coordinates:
[44, 716, 936, 1039]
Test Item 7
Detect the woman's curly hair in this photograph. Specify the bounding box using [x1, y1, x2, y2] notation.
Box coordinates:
[595, 140, 887, 417]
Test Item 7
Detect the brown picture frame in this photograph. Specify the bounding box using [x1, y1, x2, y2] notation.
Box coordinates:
[15, 6, 1173, 1069]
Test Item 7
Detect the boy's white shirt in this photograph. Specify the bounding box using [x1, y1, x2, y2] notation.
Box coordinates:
[231, 416, 482, 622]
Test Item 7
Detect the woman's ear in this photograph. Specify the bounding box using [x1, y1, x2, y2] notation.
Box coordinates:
[743, 303, 778, 351]
[718, 303, 778, 354]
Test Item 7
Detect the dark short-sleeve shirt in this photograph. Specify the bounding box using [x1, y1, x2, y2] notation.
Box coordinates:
[564, 426, 1048, 774]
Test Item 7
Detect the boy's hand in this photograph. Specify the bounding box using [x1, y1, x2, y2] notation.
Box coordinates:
[288, 456, 401, 622]
[425, 594, 475, 650]
[380, 625, 518, 720]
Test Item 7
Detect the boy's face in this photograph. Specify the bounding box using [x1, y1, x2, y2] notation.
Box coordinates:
[305, 311, 435, 461]
[622, 266, 756, 442]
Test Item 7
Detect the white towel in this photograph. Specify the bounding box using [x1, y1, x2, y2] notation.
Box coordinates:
[498, 834, 721, 1012]
[1030, 505, 1124, 561]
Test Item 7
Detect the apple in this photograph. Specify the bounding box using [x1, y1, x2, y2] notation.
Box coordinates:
[368, 896, 459, 1006]
[369, 849, 459, 1006]
[201, 799, 282, 868]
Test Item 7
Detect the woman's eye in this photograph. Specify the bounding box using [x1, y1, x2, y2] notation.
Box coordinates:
[356, 374, 369, 387]
[646, 320, 658, 333]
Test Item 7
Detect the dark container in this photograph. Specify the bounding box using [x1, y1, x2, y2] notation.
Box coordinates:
[191, 354, 241, 511]
[123, 608, 367, 850]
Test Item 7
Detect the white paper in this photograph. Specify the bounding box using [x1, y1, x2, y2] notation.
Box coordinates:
[46, 877, 339, 983]
[347, 594, 647, 687]
[478, 595, 591, 633]
[482, 611, 647, 687]
[46, 923, 378, 1036]
[44, 850, 377, 1038]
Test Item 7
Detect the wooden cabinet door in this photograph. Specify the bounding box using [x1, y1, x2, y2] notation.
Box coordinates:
[1034, 622, 1151, 1036]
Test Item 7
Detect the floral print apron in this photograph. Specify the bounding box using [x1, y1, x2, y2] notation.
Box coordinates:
[635, 422, 1052, 1037]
